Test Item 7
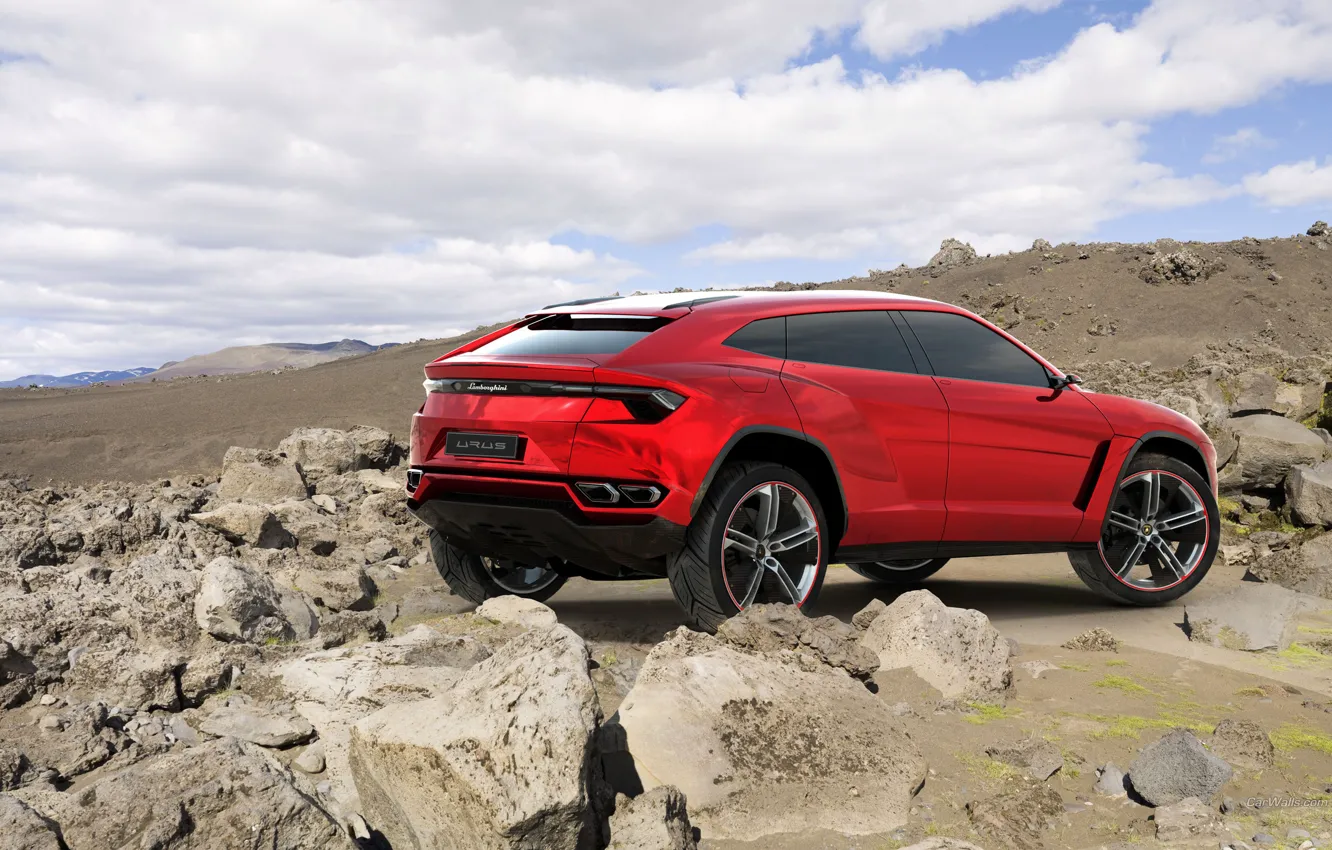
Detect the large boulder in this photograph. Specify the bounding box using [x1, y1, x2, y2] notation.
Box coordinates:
[277, 428, 359, 483]
[858, 590, 1013, 700]
[1183, 583, 1306, 651]
[218, 447, 309, 504]
[1128, 729, 1232, 806]
[1247, 533, 1332, 598]
[0, 795, 63, 850]
[607, 787, 699, 850]
[1286, 460, 1332, 527]
[1219, 415, 1326, 490]
[477, 595, 560, 629]
[348, 425, 400, 469]
[965, 782, 1064, 850]
[293, 563, 376, 612]
[616, 628, 926, 840]
[191, 503, 292, 548]
[1226, 370, 1325, 419]
[1210, 719, 1274, 770]
[349, 624, 604, 850]
[194, 556, 318, 642]
[62, 646, 186, 712]
[928, 238, 978, 272]
[716, 604, 878, 680]
[25, 737, 353, 849]
[272, 500, 341, 555]
[199, 698, 316, 748]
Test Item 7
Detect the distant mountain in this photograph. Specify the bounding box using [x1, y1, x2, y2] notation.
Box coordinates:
[0, 367, 155, 389]
[130, 339, 399, 382]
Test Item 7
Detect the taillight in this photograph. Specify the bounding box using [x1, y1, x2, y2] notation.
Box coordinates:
[422, 379, 686, 422]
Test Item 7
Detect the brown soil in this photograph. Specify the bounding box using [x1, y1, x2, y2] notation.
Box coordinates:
[2, 233, 1329, 487]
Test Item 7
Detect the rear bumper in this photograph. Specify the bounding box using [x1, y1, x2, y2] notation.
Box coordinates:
[407, 471, 687, 577]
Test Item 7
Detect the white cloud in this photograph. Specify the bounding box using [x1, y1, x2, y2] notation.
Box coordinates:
[857, 0, 1065, 59]
[1243, 158, 1332, 207]
[1202, 127, 1274, 164]
[1, 0, 1331, 376]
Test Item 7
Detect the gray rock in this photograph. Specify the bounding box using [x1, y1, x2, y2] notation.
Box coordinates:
[475, 595, 560, 630]
[294, 744, 326, 775]
[277, 428, 359, 483]
[194, 556, 309, 643]
[928, 238, 978, 272]
[1313, 427, 1332, 449]
[350, 624, 604, 850]
[1210, 719, 1274, 770]
[858, 590, 1013, 700]
[1247, 533, 1332, 598]
[1128, 728, 1232, 806]
[1309, 221, 1330, 237]
[1221, 415, 1326, 490]
[851, 598, 887, 630]
[218, 447, 309, 504]
[1154, 796, 1218, 842]
[1061, 627, 1120, 652]
[965, 782, 1064, 850]
[294, 565, 376, 612]
[1143, 248, 1225, 284]
[1184, 584, 1304, 651]
[191, 503, 293, 548]
[26, 737, 352, 849]
[1017, 660, 1059, 680]
[1253, 832, 1277, 846]
[985, 736, 1063, 780]
[1, 745, 30, 791]
[271, 500, 340, 555]
[0, 794, 63, 850]
[1287, 460, 1332, 527]
[1094, 763, 1127, 797]
[311, 494, 338, 514]
[608, 787, 699, 850]
[717, 603, 878, 680]
[199, 701, 315, 748]
[348, 425, 400, 469]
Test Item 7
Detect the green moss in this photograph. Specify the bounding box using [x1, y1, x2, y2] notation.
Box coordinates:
[1076, 713, 1211, 739]
[957, 752, 1025, 781]
[1059, 663, 1091, 672]
[600, 650, 619, 667]
[1217, 378, 1236, 405]
[1235, 686, 1268, 698]
[1104, 659, 1129, 667]
[1271, 724, 1332, 756]
[1093, 674, 1152, 696]
[963, 702, 1021, 724]
[1217, 496, 1242, 515]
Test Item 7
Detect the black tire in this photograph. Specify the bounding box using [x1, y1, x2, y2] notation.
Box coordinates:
[667, 461, 830, 632]
[428, 530, 567, 605]
[847, 558, 950, 584]
[1069, 451, 1219, 605]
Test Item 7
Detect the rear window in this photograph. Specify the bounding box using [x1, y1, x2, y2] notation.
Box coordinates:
[470, 314, 672, 356]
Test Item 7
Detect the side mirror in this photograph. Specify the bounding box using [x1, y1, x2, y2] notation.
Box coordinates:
[1049, 372, 1083, 390]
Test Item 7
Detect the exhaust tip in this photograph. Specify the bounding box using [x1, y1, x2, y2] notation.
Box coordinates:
[618, 484, 662, 505]
[406, 468, 423, 493]
[575, 482, 621, 504]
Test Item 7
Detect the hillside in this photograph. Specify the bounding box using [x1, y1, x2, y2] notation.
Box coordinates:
[132, 339, 396, 382]
[0, 226, 1329, 486]
[0, 367, 155, 389]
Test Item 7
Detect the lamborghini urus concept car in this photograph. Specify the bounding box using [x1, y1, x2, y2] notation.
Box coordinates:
[406, 290, 1219, 630]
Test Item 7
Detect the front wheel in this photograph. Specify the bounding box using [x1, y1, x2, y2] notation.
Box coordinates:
[428, 530, 567, 605]
[667, 461, 829, 632]
[847, 558, 950, 584]
[1068, 451, 1219, 605]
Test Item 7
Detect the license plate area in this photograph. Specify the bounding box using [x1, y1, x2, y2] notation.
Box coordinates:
[444, 431, 523, 460]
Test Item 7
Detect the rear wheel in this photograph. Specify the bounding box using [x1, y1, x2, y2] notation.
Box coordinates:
[428, 530, 567, 604]
[847, 558, 950, 584]
[1068, 452, 1218, 605]
[667, 461, 829, 632]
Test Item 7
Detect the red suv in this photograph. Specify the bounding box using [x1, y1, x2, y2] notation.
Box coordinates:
[407, 291, 1219, 630]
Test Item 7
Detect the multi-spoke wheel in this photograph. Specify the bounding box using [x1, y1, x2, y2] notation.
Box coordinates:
[1069, 452, 1219, 604]
[428, 530, 567, 604]
[668, 461, 829, 632]
[847, 557, 950, 584]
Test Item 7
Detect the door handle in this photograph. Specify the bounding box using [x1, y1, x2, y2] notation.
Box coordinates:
[938, 378, 952, 385]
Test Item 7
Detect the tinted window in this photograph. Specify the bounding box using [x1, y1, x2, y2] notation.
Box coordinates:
[899, 310, 1050, 387]
[786, 311, 918, 374]
[724, 316, 786, 359]
[471, 314, 669, 356]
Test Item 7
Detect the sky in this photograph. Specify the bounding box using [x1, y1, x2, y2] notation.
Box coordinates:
[1, 0, 1330, 380]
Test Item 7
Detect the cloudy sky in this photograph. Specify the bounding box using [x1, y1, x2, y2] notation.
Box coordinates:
[1, 0, 1330, 379]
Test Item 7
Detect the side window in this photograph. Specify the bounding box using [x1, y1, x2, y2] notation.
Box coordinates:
[899, 310, 1050, 387]
[786, 311, 918, 374]
[724, 316, 786, 358]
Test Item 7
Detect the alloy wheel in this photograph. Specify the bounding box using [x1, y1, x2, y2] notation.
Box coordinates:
[871, 559, 934, 571]
[483, 557, 562, 595]
[720, 482, 822, 609]
[1099, 470, 1210, 591]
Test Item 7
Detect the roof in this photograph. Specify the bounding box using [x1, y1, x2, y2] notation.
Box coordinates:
[535, 288, 940, 316]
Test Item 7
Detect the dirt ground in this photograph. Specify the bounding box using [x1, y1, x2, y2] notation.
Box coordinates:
[2, 232, 1329, 487]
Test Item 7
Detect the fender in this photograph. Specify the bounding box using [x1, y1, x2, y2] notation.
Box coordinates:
[689, 424, 850, 536]
[1074, 429, 1212, 542]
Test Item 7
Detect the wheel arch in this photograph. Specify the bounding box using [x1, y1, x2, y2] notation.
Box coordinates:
[691, 426, 849, 547]
[1117, 430, 1214, 492]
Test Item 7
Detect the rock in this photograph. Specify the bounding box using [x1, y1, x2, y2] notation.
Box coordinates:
[1210, 719, 1274, 770]
[1094, 762, 1127, 797]
[349, 624, 604, 850]
[897, 842, 988, 850]
[608, 787, 699, 850]
[218, 447, 309, 504]
[1, 744, 30, 791]
[851, 598, 886, 630]
[1032, 239, 1052, 252]
[1309, 221, 1329, 237]
[277, 428, 359, 483]
[1128, 729, 1232, 806]
[191, 503, 292, 548]
[1221, 415, 1326, 490]
[985, 736, 1063, 780]
[311, 494, 338, 514]
[1287, 461, 1332, 527]
[1141, 248, 1225, 284]
[1247, 533, 1332, 598]
[1315, 427, 1332, 448]
[27, 737, 352, 849]
[63, 646, 185, 712]
[195, 556, 311, 643]
[476, 595, 560, 629]
[294, 564, 376, 612]
[965, 782, 1064, 850]
[929, 238, 978, 272]
[294, 744, 326, 775]
[0, 794, 63, 850]
[1155, 796, 1218, 842]
[617, 628, 926, 840]
[348, 425, 400, 469]
[363, 537, 397, 562]
[28, 702, 128, 779]
[859, 590, 1013, 700]
[355, 469, 404, 495]
[199, 700, 316, 748]
[1184, 584, 1305, 651]
[1061, 627, 1120, 652]
[1017, 660, 1058, 679]
[271, 500, 340, 555]
[716, 603, 878, 680]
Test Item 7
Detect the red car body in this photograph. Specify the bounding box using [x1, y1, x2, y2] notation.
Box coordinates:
[406, 290, 1217, 587]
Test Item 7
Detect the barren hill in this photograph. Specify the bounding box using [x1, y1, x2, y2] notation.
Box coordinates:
[134, 339, 393, 382]
[1, 226, 1328, 486]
